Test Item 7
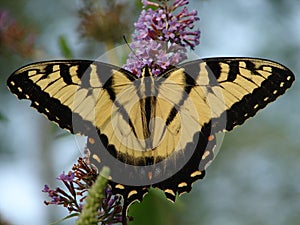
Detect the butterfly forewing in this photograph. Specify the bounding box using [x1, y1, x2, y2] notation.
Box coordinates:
[7, 61, 134, 135]
[181, 57, 295, 131]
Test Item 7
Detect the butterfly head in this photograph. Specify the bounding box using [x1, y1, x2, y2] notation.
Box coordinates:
[141, 64, 152, 77]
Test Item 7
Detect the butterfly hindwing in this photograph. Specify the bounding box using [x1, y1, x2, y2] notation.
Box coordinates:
[87, 123, 217, 225]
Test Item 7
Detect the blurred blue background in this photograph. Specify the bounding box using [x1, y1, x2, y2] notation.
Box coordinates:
[0, 1, 299, 225]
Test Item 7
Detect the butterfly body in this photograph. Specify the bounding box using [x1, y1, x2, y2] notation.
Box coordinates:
[7, 57, 295, 224]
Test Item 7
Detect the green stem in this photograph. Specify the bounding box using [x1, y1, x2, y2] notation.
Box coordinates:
[76, 167, 110, 225]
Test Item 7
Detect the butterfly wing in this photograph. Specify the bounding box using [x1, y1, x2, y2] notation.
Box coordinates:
[180, 57, 295, 132]
[7, 60, 137, 136]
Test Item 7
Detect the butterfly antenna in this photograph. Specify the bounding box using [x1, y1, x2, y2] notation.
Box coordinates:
[123, 35, 139, 61]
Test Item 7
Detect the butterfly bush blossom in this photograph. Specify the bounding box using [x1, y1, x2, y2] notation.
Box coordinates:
[123, 0, 200, 76]
[42, 157, 123, 224]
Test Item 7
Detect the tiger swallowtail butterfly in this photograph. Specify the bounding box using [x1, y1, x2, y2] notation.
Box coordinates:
[7, 57, 295, 224]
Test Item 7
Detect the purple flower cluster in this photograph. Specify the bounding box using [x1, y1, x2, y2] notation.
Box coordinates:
[99, 188, 124, 224]
[42, 158, 123, 224]
[123, 0, 200, 76]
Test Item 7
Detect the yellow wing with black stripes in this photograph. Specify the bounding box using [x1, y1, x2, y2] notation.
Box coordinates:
[7, 57, 295, 225]
[7, 57, 295, 179]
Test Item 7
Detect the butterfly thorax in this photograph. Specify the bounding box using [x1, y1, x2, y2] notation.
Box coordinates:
[133, 67, 166, 154]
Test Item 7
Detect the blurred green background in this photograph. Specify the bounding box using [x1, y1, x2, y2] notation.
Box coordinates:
[0, 0, 299, 225]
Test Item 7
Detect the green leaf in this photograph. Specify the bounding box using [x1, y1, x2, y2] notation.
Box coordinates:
[58, 36, 74, 59]
[129, 188, 180, 225]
